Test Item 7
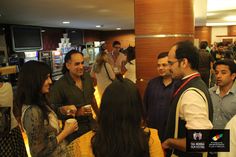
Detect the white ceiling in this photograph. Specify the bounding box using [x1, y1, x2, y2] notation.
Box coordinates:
[206, 0, 236, 26]
[0, 0, 236, 30]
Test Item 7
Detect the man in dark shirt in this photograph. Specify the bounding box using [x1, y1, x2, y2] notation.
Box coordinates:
[50, 50, 99, 142]
[198, 41, 215, 87]
[143, 52, 175, 142]
[211, 42, 224, 61]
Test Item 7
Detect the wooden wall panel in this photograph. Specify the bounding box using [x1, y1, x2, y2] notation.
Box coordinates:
[228, 26, 236, 36]
[136, 37, 193, 96]
[83, 30, 101, 43]
[135, 0, 194, 35]
[194, 26, 212, 45]
[101, 30, 135, 51]
[42, 28, 65, 51]
[135, 0, 194, 97]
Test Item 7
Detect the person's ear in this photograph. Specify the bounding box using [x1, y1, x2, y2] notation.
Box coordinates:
[181, 58, 188, 68]
[231, 72, 236, 81]
[66, 62, 70, 70]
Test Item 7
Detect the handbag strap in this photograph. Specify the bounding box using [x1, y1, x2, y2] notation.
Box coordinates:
[104, 62, 113, 81]
[21, 105, 31, 132]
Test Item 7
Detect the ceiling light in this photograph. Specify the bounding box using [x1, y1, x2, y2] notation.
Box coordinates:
[206, 22, 236, 26]
[41, 30, 46, 33]
[62, 21, 70, 24]
[96, 25, 103, 28]
[98, 9, 110, 13]
[116, 27, 121, 30]
[224, 15, 236, 21]
[76, 5, 95, 9]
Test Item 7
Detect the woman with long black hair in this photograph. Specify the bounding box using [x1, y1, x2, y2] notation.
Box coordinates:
[71, 78, 164, 157]
[15, 61, 78, 157]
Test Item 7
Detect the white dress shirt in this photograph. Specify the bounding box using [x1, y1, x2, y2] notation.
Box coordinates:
[179, 73, 213, 129]
[218, 115, 236, 157]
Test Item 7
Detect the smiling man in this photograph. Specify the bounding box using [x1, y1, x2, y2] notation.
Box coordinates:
[50, 50, 99, 143]
[209, 59, 236, 129]
[143, 52, 175, 142]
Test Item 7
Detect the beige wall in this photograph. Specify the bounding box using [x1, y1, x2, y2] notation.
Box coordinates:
[211, 26, 228, 44]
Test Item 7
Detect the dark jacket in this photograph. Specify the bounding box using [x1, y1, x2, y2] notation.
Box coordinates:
[164, 76, 213, 157]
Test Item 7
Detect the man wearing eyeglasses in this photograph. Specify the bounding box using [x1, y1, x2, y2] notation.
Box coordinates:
[162, 40, 213, 157]
[107, 40, 127, 75]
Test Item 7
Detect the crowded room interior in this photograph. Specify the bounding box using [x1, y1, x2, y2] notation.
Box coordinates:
[1, 0, 236, 157]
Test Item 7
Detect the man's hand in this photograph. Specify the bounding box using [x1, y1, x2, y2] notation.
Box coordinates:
[162, 138, 186, 152]
[76, 105, 92, 116]
[59, 105, 77, 117]
[162, 138, 172, 150]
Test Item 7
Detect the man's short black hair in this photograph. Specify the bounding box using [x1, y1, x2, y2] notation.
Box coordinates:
[157, 52, 168, 59]
[199, 41, 208, 49]
[175, 40, 199, 70]
[217, 42, 223, 47]
[214, 59, 236, 74]
[112, 41, 121, 47]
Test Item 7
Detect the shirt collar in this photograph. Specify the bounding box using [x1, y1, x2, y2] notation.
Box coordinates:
[160, 77, 174, 87]
[182, 72, 199, 80]
[65, 72, 84, 85]
[214, 81, 236, 95]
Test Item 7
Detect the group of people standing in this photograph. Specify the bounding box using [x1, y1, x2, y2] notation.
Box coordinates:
[144, 40, 236, 157]
[18, 44, 163, 157]
[1, 39, 236, 157]
[90, 41, 134, 97]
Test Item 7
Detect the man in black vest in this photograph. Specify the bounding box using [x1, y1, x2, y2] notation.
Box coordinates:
[162, 40, 213, 157]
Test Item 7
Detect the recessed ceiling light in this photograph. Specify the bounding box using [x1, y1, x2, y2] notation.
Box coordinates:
[96, 25, 102, 28]
[98, 9, 110, 13]
[41, 30, 46, 33]
[77, 5, 95, 9]
[116, 27, 121, 30]
[62, 21, 70, 24]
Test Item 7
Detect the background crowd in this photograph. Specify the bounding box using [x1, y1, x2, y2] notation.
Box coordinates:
[1, 40, 236, 157]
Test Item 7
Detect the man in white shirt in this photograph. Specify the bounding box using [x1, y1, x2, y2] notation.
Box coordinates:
[107, 41, 127, 75]
[218, 115, 236, 157]
[162, 40, 213, 157]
